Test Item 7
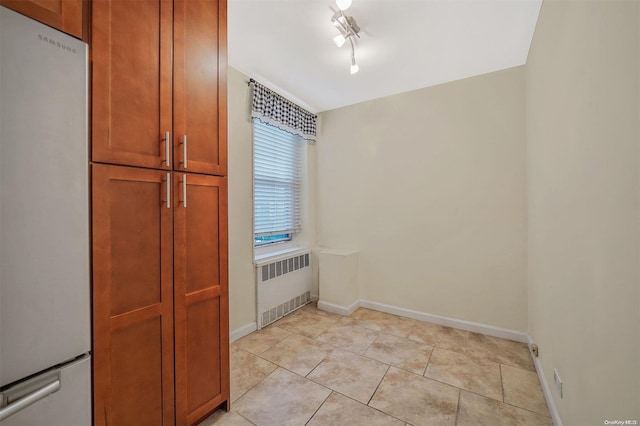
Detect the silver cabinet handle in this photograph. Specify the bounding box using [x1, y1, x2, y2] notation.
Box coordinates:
[163, 131, 170, 167]
[166, 173, 171, 209]
[181, 135, 188, 169]
[0, 380, 60, 421]
[182, 174, 187, 208]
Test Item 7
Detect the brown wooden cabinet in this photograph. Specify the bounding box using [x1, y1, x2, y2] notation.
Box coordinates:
[92, 164, 175, 426]
[92, 168, 229, 425]
[174, 174, 229, 425]
[0, 0, 86, 39]
[92, 0, 227, 176]
[91, 0, 229, 424]
[91, 0, 173, 170]
[173, 0, 227, 176]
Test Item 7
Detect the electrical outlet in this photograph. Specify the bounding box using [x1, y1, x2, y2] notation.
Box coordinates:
[530, 343, 539, 357]
[553, 368, 563, 398]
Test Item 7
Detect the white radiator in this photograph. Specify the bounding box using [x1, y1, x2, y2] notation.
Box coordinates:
[256, 249, 312, 329]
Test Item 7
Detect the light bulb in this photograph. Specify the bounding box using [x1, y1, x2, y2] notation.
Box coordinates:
[350, 62, 359, 74]
[336, 0, 352, 11]
[333, 34, 346, 47]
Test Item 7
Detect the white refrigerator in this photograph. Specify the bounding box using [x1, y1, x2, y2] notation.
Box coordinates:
[0, 6, 91, 425]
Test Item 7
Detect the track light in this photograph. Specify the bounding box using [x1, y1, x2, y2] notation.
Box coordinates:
[331, 12, 359, 39]
[331, 0, 361, 74]
[350, 40, 359, 74]
[333, 15, 347, 27]
[333, 34, 346, 48]
[336, 0, 352, 11]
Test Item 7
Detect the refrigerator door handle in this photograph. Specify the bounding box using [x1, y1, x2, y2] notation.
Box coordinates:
[0, 378, 61, 421]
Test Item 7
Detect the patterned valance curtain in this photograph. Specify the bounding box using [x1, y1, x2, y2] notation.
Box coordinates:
[249, 79, 317, 141]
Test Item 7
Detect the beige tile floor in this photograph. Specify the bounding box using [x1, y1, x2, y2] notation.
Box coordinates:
[200, 304, 552, 426]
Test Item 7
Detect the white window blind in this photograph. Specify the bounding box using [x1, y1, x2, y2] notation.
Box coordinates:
[254, 119, 302, 243]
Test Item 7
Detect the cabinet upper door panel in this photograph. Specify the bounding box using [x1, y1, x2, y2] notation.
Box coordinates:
[0, 0, 84, 39]
[173, 0, 227, 176]
[92, 0, 172, 169]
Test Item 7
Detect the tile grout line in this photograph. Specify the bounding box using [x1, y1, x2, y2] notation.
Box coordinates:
[358, 350, 430, 377]
[295, 326, 439, 390]
[252, 332, 316, 364]
[500, 399, 553, 418]
[255, 330, 295, 356]
[350, 320, 414, 340]
[303, 390, 334, 426]
[231, 361, 279, 406]
[254, 347, 333, 381]
[313, 334, 379, 357]
[234, 409, 258, 426]
[358, 332, 435, 376]
[278, 362, 322, 380]
[500, 363, 505, 403]
[366, 364, 390, 406]
[359, 328, 380, 355]
[423, 347, 436, 376]
[431, 367, 550, 418]
[304, 355, 326, 379]
[306, 383, 412, 425]
[234, 326, 291, 353]
[454, 388, 462, 426]
[420, 373, 504, 404]
[332, 388, 409, 425]
[421, 347, 434, 376]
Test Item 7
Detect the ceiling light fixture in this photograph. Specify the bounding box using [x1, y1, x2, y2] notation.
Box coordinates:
[336, 0, 352, 11]
[333, 34, 346, 48]
[350, 55, 359, 75]
[331, 0, 360, 74]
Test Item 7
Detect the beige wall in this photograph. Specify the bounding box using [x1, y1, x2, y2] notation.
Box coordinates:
[316, 67, 528, 331]
[526, 0, 640, 422]
[230, 66, 528, 333]
[228, 67, 256, 332]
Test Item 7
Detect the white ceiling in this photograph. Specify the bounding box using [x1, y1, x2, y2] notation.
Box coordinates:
[228, 0, 542, 113]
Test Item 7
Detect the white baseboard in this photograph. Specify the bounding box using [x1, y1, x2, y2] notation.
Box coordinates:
[528, 336, 563, 426]
[230, 322, 257, 343]
[311, 294, 319, 302]
[358, 299, 529, 343]
[317, 299, 360, 316]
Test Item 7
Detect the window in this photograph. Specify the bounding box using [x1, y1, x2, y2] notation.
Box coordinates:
[253, 119, 303, 247]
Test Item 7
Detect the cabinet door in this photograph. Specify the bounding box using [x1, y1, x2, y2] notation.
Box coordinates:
[92, 164, 175, 426]
[173, 0, 227, 176]
[0, 0, 84, 39]
[174, 173, 229, 425]
[92, 0, 173, 170]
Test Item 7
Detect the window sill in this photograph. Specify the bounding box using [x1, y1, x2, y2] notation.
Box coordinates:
[254, 246, 310, 267]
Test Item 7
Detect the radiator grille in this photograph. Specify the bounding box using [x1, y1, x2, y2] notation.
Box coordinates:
[257, 251, 312, 329]
[261, 291, 311, 328]
[261, 253, 309, 282]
